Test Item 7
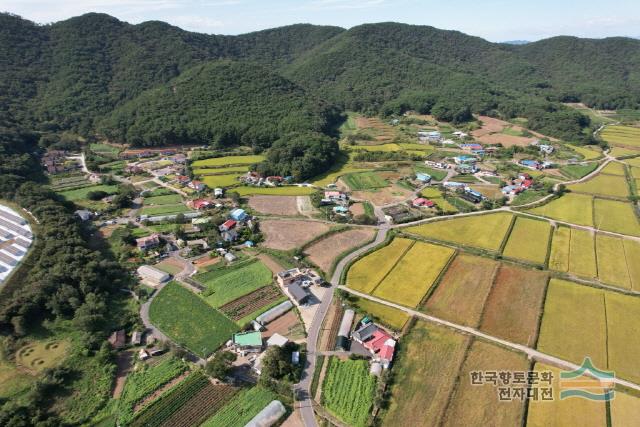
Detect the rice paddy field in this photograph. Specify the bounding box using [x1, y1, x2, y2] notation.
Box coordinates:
[479, 264, 548, 346]
[372, 241, 455, 307]
[382, 322, 470, 427]
[601, 125, 640, 149]
[568, 144, 602, 160]
[567, 173, 629, 198]
[346, 238, 414, 294]
[200, 174, 244, 188]
[526, 363, 607, 427]
[537, 279, 608, 368]
[593, 198, 640, 237]
[191, 155, 265, 168]
[349, 143, 401, 152]
[611, 392, 640, 426]
[404, 212, 513, 251]
[596, 234, 632, 289]
[347, 295, 410, 330]
[422, 254, 498, 327]
[605, 291, 640, 384]
[502, 217, 551, 265]
[549, 226, 598, 278]
[527, 193, 594, 226]
[600, 161, 627, 176]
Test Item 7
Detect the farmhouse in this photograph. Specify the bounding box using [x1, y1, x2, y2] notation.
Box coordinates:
[74, 209, 92, 221]
[519, 159, 541, 170]
[415, 172, 431, 182]
[460, 188, 483, 203]
[455, 163, 477, 174]
[352, 321, 396, 368]
[324, 191, 347, 202]
[459, 143, 482, 151]
[276, 268, 323, 287]
[412, 198, 435, 208]
[136, 234, 160, 251]
[175, 175, 190, 185]
[230, 208, 248, 221]
[190, 199, 211, 210]
[286, 282, 310, 305]
[232, 331, 262, 354]
[453, 155, 477, 165]
[188, 180, 206, 192]
[137, 265, 171, 286]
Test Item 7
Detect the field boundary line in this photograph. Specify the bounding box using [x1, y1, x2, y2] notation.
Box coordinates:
[475, 261, 503, 331]
[498, 213, 517, 255]
[436, 335, 474, 427]
[530, 275, 551, 350]
[417, 250, 458, 309]
[603, 293, 610, 370]
[337, 285, 640, 392]
[369, 240, 415, 295]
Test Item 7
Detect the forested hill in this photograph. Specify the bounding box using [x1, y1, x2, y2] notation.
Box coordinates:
[2, 12, 640, 146]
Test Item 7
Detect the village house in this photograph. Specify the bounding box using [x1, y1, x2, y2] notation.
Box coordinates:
[459, 143, 483, 151]
[412, 198, 435, 208]
[453, 131, 468, 139]
[190, 199, 212, 210]
[108, 329, 126, 349]
[175, 175, 190, 185]
[324, 191, 348, 202]
[265, 176, 284, 186]
[125, 164, 143, 174]
[230, 208, 248, 221]
[352, 321, 396, 369]
[455, 163, 478, 174]
[460, 188, 484, 203]
[425, 160, 448, 169]
[136, 234, 161, 251]
[214, 188, 224, 198]
[131, 331, 143, 346]
[276, 268, 323, 288]
[519, 159, 541, 170]
[418, 130, 441, 143]
[285, 282, 310, 305]
[219, 219, 238, 242]
[188, 180, 206, 192]
[453, 155, 477, 165]
[137, 265, 171, 286]
[415, 172, 431, 183]
[74, 209, 92, 221]
[232, 331, 262, 354]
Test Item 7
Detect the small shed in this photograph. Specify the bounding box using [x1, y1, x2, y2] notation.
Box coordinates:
[131, 331, 142, 346]
[266, 333, 289, 347]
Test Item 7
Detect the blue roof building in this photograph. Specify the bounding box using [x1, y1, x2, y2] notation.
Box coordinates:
[416, 172, 432, 182]
[230, 208, 247, 221]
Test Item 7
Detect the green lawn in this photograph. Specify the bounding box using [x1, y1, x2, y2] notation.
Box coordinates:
[57, 184, 119, 201]
[195, 259, 273, 307]
[149, 282, 238, 357]
[140, 204, 191, 216]
[342, 171, 389, 190]
[143, 194, 182, 205]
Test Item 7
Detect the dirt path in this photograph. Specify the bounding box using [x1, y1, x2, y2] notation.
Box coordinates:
[133, 371, 190, 412]
[112, 350, 134, 398]
[257, 253, 286, 275]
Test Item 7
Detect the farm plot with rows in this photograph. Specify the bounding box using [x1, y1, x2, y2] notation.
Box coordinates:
[441, 340, 528, 427]
[195, 259, 273, 307]
[383, 322, 470, 427]
[342, 171, 389, 190]
[153, 383, 238, 427]
[593, 198, 640, 237]
[526, 363, 607, 427]
[218, 286, 285, 325]
[479, 264, 548, 346]
[346, 238, 414, 293]
[149, 282, 238, 357]
[321, 357, 377, 427]
[537, 279, 608, 368]
[306, 228, 376, 274]
[373, 241, 455, 307]
[502, 217, 551, 265]
[567, 173, 629, 198]
[130, 371, 210, 427]
[422, 254, 498, 327]
[403, 212, 513, 251]
[527, 193, 593, 227]
[201, 386, 278, 427]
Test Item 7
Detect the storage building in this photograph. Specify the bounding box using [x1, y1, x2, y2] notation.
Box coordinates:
[245, 401, 286, 427]
[256, 301, 293, 325]
[136, 265, 171, 286]
[336, 309, 355, 351]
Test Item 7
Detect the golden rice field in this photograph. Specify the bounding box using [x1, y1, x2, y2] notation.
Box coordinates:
[191, 155, 265, 168]
[526, 363, 607, 427]
[624, 157, 640, 167]
[527, 193, 593, 227]
[568, 144, 602, 160]
[601, 125, 640, 148]
[502, 217, 551, 264]
[192, 165, 249, 175]
[549, 226, 598, 278]
[600, 161, 627, 176]
[596, 234, 632, 289]
[548, 226, 570, 271]
[404, 212, 513, 251]
[631, 167, 640, 178]
[611, 393, 640, 426]
[594, 198, 640, 237]
[349, 296, 410, 330]
[397, 143, 435, 152]
[346, 238, 414, 293]
[567, 173, 629, 198]
[624, 239, 640, 290]
[611, 146, 640, 157]
[234, 186, 316, 196]
[373, 241, 455, 307]
[537, 279, 608, 368]
[605, 291, 640, 384]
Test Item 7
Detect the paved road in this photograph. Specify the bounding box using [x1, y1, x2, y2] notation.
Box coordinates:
[296, 225, 389, 427]
[338, 286, 640, 393]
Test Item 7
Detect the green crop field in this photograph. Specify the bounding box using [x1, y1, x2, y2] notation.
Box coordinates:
[383, 322, 470, 427]
[235, 186, 316, 196]
[527, 363, 607, 427]
[419, 187, 458, 213]
[201, 174, 244, 188]
[502, 217, 551, 264]
[57, 184, 119, 201]
[143, 194, 182, 205]
[559, 162, 598, 179]
[596, 234, 632, 289]
[342, 171, 389, 190]
[201, 386, 277, 427]
[140, 204, 191, 216]
[537, 279, 607, 368]
[567, 173, 629, 198]
[149, 282, 238, 357]
[195, 259, 273, 307]
[423, 254, 497, 327]
[322, 357, 377, 427]
[528, 193, 594, 226]
[116, 357, 188, 425]
[346, 238, 414, 293]
[414, 165, 448, 181]
[347, 295, 410, 330]
[191, 155, 265, 168]
[373, 241, 455, 307]
[193, 165, 249, 175]
[404, 212, 513, 251]
[594, 198, 640, 236]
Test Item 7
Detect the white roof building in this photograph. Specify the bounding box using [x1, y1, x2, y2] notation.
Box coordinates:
[136, 265, 171, 286]
[266, 333, 289, 347]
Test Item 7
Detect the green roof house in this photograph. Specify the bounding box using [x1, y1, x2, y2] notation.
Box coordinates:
[233, 331, 263, 353]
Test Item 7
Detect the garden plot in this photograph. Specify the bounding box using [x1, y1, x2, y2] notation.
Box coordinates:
[383, 322, 470, 427]
[526, 363, 607, 427]
[373, 241, 455, 307]
[306, 228, 375, 273]
[148, 282, 238, 357]
[404, 212, 513, 251]
[480, 264, 548, 346]
[593, 198, 640, 237]
[537, 279, 607, 368]
[321, 357, 377, 427]
[423, 254, 497, 327]
[156, 382, 238, 427]
[528, 193, 594, 227]
[502, 217, 551, 265]
[218, 286, 285, 325]
[567, 173, 629, 198]
[248, 195, 300, 216]
[201, 386, 277, 427]
[195, 259, 273, 307]
[346, 238, 414, 294]
[442, 340, 528, 427]
[342, 171, 389, 190]
[260, 219, 331, 250]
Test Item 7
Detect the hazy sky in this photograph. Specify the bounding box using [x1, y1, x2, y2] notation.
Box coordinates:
[3, 0, 640, 41]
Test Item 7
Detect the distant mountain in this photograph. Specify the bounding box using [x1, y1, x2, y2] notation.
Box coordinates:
[502, 40, 530, 45]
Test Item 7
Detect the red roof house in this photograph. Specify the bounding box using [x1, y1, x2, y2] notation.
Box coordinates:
[412, 198, 435, 208]
[219, 219, 237, 232]
[191, 199, 212, 210]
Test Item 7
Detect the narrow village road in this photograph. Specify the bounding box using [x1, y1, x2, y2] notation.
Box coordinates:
[337, 286, 640, 393]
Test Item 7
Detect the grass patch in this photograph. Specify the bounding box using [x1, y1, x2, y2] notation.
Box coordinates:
[143, 194, 182, 205]
[149, 282, 238, 357]
[342, 171, 389, 190]
[139, 204, 191, 216]
[201, 174, 244, 188]
[195, 259, 273, 307]
[57, 184, 118, 201]
[560, 162, 599, 179]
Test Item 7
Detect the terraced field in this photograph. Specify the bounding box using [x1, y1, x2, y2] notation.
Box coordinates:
[567, 173, 629, 198]
[601, 125, 640, 149]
